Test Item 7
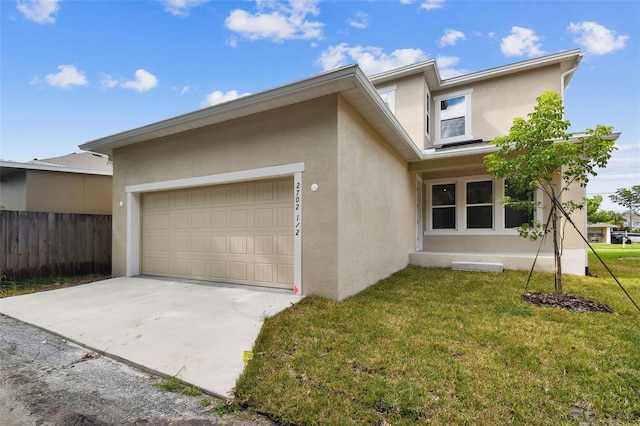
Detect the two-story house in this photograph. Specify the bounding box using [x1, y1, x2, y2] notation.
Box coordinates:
[80, 49, 613, 300]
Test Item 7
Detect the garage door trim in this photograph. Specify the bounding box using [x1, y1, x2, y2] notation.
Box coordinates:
[125, 162, 304, 294]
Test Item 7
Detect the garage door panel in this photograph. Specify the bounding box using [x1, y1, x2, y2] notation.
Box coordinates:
[142, 177, 293, 289]
[211, 211, 227, 228]
[211, 236, 227, 253]
[278, 264, 294, 285]
[255, 236, 274, 255]
[254, 208, 273, 227]
[230, 210, 248, 228]
[229, 262, 247, 281]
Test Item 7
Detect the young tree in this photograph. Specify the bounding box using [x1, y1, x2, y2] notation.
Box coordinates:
[610, 185, 640, 231]
[484, 90, 615, 294]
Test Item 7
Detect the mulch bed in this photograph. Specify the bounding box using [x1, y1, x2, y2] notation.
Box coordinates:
[522, 292, 613, 313]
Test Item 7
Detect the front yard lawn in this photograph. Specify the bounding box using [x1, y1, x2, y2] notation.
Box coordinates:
[235, 247, 640, 425]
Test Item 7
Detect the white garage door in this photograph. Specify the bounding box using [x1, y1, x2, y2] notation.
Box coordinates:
[141, 177, 294, 289]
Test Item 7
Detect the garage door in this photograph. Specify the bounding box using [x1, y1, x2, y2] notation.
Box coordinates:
[141, 177, 294, 289]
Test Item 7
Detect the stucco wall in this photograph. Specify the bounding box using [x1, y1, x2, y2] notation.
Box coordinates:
[430, 64, 561, 145]
[0, 171, 27, 211]
[388, 74, 427, 150]
[111, 96, 343, 298]
[336, 97, 414, 300]
[25, 171, 112, 214]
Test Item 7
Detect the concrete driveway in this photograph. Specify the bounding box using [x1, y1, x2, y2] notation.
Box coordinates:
[0, 277, 300, 398]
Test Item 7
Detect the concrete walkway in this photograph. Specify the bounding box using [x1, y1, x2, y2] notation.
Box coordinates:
[0, 277, 300, 398]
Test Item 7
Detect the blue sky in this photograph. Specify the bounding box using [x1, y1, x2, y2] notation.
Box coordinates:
[1, 0, 638, 211]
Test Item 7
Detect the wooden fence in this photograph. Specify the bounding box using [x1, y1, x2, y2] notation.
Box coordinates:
[0, 211, 112, 281]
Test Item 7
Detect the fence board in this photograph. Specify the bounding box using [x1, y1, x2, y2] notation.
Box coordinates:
[0, 211, 112, 280]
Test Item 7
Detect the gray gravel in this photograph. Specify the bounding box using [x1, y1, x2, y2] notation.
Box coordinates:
[0, 314, 274, 425]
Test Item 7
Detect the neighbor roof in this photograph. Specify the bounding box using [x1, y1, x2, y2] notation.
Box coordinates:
[32, 152, 112, 173]
[0, 152, 113, 177]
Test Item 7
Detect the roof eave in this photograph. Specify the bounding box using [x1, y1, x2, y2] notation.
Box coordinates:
[80, 65, 423, 162]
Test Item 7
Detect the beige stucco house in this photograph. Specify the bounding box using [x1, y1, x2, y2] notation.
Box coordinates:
[0, 152, 112, 215]
[80, 49, 614, 300]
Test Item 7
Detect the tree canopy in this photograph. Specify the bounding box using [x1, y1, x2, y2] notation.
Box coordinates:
[484, 90, 615, 293]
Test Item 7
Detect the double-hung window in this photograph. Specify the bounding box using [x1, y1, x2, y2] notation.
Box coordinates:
[434, 89, 472, 144]
[432, 183, 456, 229]
[425, 86, 431, 143]
[504, 182, 534, 228]
[466, 180, 493, 229]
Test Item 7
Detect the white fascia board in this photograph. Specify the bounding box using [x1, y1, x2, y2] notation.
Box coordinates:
[351, 68, 423, 160]
[420, 144, 500, 160]
[417, 131, 620, 161]
[369, 59, 437, 85]
[438, 49, 583, 89]
[0, 160, 112, 176]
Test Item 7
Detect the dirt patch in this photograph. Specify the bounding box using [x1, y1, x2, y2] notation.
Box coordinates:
[0, 315, 274, 426]
[522, 292, 613, 313]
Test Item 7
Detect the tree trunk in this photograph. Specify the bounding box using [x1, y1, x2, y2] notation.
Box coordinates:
[552, 205, 563, 294]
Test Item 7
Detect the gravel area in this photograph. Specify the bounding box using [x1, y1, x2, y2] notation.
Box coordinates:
[0, 314, 274, 426]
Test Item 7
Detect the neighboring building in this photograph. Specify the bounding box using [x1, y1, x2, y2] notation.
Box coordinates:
[0, 152, 112, 214]
[80, 49, 619, 300]
[623, 214, 640, 231]
[587, 223, 618, 244]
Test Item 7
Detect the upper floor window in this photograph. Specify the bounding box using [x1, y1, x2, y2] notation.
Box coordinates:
[425, 86, 431, 143]
[434, 89, 472, 144]
[377, 85, 396, 114]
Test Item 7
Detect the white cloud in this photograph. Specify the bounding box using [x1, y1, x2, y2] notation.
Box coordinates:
[98, 73, 119, 90]
[436, 55, 469, 79]
[179, 86, 190, 95]
[439, 29, 466, 47]
[160, 0, 208, 17]
[200, 90, 251, 108]
[316, 43, 427, 75]
[348, 11, 368, 30]
[121, 69, 158, 92]
[501, 26, 545, 57]
[616, 143, 640, 152]
[31, 64, 87, 88]
[225, 0, 324, 43]
[568, 21, 629, 55]
[17, 0, 60, 24]
[400, 0, 445, 10]
[421, 0, 445, 10]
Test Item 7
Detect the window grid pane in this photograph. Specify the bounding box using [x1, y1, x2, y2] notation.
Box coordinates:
[466, 181, 493, 229]
[432, 184, 456, 229]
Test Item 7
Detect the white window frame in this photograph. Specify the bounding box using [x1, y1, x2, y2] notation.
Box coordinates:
[425, 85, 431, 144]
[377, 85, 396, 114]
[434, 89, 473, 145]
[425, 175, 541, 236]
[428, 182, 458, 231]
[465, 179, 494, 230]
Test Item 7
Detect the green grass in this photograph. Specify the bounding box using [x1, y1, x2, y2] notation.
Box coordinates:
[235, 246, 640, 425]
[155, 371, 202, 397]
[0, 274, 108, 298]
